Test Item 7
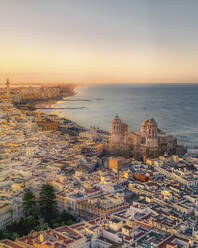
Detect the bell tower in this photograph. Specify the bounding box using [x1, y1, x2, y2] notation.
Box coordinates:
[112, 114, 122, 135]
[146, 118, 158, 148]
[110, 115, 123, 154]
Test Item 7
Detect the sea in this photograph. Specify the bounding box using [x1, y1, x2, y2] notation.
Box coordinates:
[43, 84, 198, 148]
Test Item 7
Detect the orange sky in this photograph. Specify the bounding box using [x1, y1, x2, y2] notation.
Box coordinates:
[0, 0, 198, 84]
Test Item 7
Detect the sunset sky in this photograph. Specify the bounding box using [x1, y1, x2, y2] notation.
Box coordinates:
[0, 0, 198, 84]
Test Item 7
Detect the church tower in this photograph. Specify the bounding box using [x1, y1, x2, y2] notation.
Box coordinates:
[112, 115, 122, 135]
[110, 115, 128, 155]
[110, 115, 123, 154]
[146, 118, 158, 148]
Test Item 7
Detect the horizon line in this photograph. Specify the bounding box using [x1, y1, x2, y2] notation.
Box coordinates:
[1, 81, 198, 86]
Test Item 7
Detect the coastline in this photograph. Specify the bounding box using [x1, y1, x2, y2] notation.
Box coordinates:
[13, 84, 197, 147]
[15, 85, 88, 133]
[33, 85, 78, 109]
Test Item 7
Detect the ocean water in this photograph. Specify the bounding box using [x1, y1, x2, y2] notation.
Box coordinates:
[46, 84, 198, 147]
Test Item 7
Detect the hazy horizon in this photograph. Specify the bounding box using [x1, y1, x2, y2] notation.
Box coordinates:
[1, 81, 198, 88]
[1, 0, 198, 84]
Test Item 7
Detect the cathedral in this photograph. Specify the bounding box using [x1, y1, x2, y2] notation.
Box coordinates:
[109, 115, 185, 161]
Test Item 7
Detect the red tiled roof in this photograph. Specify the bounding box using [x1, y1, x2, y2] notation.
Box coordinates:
[0, 240, 25, 248]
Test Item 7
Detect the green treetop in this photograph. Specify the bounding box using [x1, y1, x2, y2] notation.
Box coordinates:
[23, 189, 38, 219]
[39, 184, 57, 224]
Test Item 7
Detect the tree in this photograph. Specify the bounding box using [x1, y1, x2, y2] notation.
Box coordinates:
[8, 208, 14, 224]
[66, 219, 74, 226]
[61, 210, 75, 223]
[24, 217, 37, 234]
[23, 189, 38, 219]
[10, 232, 19, 241]
[39, 184, 57, 223]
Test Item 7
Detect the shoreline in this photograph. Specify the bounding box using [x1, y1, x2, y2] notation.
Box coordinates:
[15, 85, 89, 133]
[14, 84, 77, 109]
[13, 84, 195, 147]
[32, 85, 78, 109]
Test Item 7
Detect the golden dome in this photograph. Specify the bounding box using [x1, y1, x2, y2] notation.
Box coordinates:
[141, 118, 157, 128]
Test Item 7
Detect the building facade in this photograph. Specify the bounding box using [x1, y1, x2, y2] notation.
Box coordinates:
[109, 115, 184, 160]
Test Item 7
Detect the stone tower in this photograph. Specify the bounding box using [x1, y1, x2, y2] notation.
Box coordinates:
[110, 115, 123, 154]
[146, 118, 158, 148]
[6, 78, 10, 101]
[110, 115, 129, 155]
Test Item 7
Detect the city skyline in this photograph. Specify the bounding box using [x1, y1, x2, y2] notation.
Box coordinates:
[1, 1, 198, 246]
[1, 0, 198, 84]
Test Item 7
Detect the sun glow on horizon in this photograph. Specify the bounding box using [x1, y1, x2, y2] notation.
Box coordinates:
[0, 0, 198, 84]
